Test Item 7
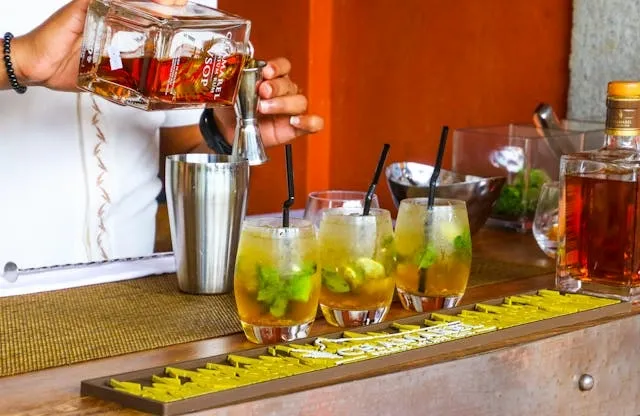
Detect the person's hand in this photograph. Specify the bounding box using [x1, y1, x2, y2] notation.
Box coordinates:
[12, 0, 188, 91]
[214, 58, 324, 146]
[10, 0, 324, 142]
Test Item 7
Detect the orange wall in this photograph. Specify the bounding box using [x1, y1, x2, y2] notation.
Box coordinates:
[218, 0, 312, 215]
[220, 0, 572, 214]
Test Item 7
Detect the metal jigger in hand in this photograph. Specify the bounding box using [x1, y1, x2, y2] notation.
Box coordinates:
[232, 59, 269, 165]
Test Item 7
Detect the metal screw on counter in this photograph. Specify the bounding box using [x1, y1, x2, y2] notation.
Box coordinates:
[578, 373, 595, 391]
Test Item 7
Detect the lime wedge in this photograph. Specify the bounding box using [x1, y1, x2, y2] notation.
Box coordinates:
[342, 266, 364, 289]
[287, 274, 312, 302]
[354, 257, 385, 279]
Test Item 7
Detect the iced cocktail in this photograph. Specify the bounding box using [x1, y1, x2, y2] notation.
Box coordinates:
[394, 198, 472, 312]
[234, 218, 320, 344]
[303, 190, 379, 230]
[317, 207, 396, 327]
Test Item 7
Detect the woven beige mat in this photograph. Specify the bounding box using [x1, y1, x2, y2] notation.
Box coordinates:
[0, 257, 551, 377]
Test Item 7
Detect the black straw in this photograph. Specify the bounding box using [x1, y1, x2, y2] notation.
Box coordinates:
[282, 144, 295, 227]
[427, 126, 449, 210]
[418, 126, 449, 293]
[362, 143, 391, 216]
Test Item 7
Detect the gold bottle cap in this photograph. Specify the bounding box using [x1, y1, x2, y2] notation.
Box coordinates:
[607, 80, 640, 98]
[606, 81, 640, 136]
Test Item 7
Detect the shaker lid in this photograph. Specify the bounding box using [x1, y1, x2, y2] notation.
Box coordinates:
[607, 81, 640, 98]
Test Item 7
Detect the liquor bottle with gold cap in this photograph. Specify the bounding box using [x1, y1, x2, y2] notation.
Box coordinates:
[557, 80, 640, 301]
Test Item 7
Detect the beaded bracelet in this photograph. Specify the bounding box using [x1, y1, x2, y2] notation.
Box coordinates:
[3, 32, 28, 94]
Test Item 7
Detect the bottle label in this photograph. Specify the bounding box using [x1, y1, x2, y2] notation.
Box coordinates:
[107, 43, 123, 71]
[201, 36, 234, 99]
[606, 98, 640, 136]
[164, 32, 235, 99]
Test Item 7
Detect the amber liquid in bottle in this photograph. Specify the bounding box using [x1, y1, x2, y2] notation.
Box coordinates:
[80, 53, 246, 108]
[558, 80, 640, 300]
[563, 173, 640, 287]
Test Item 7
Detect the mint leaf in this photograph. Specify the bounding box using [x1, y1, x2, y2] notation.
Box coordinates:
[283, 262, 316, 302]
[453, 230, 472, 259]
[257, 265, 280, 288]
[494, 184, 524, 216]
[321, 269, 350, 293]
[256, 263, 318, 318]
[527, 168, 551, 189]
[256, 265, 282, 305]
[498, 168, 550, 217]
[257, 283, 280, 304]
[269, 297, 288, 318]
[417, 244, 438, 269]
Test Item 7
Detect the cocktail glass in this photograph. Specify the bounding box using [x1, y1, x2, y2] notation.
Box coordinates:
[533, 181, 560, 258]
[234, 217, 320, 344]
[317, 207, 396, 327]
[394, 198, 472, 312]
[303, 190, 379, 229]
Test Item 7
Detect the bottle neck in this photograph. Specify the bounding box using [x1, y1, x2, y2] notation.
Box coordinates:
[604, 134, 640, 150]
[604, 97, 640, 150]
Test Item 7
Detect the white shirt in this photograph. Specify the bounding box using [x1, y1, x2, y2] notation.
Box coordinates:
[0, 0, 217, 268]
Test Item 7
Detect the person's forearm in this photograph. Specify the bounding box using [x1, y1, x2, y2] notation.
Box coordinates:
[1, 35, 29, 90]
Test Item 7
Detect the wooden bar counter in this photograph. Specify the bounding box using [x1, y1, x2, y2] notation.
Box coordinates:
[2, 228, 639, 416]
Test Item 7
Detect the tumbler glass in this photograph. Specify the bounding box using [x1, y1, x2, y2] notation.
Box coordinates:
[394, 198, 472, 312]
[317, 207, 396, 327]
[234, 217, 320, 344]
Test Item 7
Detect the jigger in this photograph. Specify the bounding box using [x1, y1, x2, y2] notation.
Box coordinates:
[232, 59, 269, 166]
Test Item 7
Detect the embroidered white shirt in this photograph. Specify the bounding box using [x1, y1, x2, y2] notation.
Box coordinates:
[0, 0, 217, 268]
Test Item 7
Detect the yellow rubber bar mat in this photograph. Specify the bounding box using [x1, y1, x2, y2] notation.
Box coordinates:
[81, 290, 627, 416]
